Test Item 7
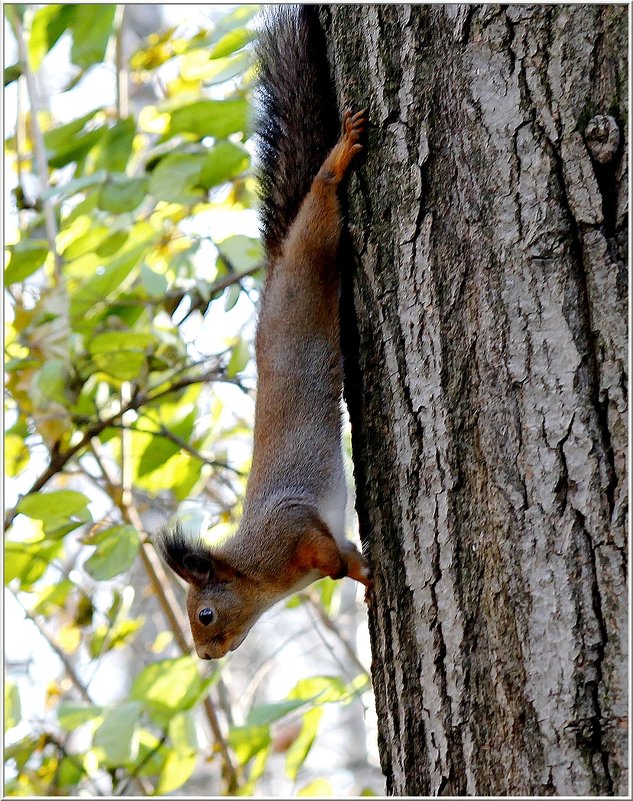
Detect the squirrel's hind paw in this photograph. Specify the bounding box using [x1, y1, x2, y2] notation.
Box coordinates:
[343, 109, 367, 142]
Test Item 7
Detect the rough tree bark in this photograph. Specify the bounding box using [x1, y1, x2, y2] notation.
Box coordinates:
[324, 5, 628, 796]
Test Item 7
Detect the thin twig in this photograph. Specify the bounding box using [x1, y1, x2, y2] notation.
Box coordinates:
[300, 591, 369, 677]
[10, 590, 92, 703]
[166, 266, 261, 318]
[142, 420, 244, 476]
[114, 5, 128, 120]
[120, 382, 133, 507]
[302, 599, 358, 684]
[115, 734, 166, 796]
[7, 6, 63, 280]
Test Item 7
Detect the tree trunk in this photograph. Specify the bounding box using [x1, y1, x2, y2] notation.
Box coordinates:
[324, 4, 628, 795]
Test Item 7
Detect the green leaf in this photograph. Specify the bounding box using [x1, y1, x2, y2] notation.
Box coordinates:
[226, 336, 250, 378]
[4, 735, 39, 772]
[218, 234, 263, 273]
[41, 170, 107, 201]
[4, 539, 63, 588]
[197, 141, 249, 190]
[96, 230, 129, 258]
[5, 682, 21, 730]
[89, 331, 155, 353]
[181, 49, 251, 86]
[155, 712, 198, 794]
[4, 62, 22, 86]
[204, 51, 252, 86]
[69, 5, 116, 69]
[288, 675, 349, 704]
[93, 701, 142, 766]
[210, 5, 259, 40]
[17, 490, 90, 530]
[131, 656, 215, 725]
[285, 707, 323, 781]
[136, 410, 196, 478]
[148, 153, 206, 204]
[34, 359, 68, 405]
[57, 756, 84, 789]
[209, 27, 255, 59]
[93, 117, 136, 172]
[228, 724, 271, 767]
[97, 175, 148, 214]
[128, 729, 169, 776]
[167, 98, 249, 139]
[139, 264, 168, 297]
[247, 697, 318, 728]
[29, 4, 77, 70]
[58, 703, 103, 731]
[5, 240, 49, 284]
[44, 108, 101, 151]
[48, 125, 108, 170]
[316, 577, 337, 614]
[156, 748, 197, 794]
[69, 241, 150, 324]
[169, 711, 198, 753]
[84, 524, 140, 580]
[224, 282, 241, 311]
[61, 222, 109, 260]
[89, 331, 155, 380]
[32, 579, 73, 615]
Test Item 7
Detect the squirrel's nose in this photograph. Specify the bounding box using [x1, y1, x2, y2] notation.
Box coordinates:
[195, 646, 212, 660]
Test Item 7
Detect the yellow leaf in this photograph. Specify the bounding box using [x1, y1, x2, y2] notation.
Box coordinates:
[298, 779, 333, 797]
[5, 433, 30, 477]
[57, 624, 81, 654]
[45, 681, 62, 710]
[150, 631, 173, 654]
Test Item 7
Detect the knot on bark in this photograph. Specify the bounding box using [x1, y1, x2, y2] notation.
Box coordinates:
[584, 115, 620, 164]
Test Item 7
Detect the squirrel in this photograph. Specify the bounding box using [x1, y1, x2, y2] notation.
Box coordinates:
[155, 6, 371, 660]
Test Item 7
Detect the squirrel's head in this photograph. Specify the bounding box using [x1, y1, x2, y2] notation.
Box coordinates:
[154, 526, 264, 659]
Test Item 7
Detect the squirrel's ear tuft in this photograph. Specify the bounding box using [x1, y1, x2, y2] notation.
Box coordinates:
[153, 524, 213, 586]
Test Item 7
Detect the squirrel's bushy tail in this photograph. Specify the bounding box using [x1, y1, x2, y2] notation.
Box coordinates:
[255, 5, 338, 260]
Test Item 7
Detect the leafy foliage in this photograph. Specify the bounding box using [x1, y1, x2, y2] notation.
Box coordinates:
[4, 4, 376, 797]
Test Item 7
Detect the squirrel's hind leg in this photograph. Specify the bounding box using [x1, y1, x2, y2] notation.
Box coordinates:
[316, 109, 367, 185]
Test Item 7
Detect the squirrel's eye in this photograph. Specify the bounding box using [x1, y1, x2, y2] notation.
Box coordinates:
[198, 608, 215, 626]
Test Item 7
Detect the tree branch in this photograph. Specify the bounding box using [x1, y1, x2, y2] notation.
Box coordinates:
[7, 6, 62, 280]
[165, 266, 261, 317]
[4, 369, 223, 531]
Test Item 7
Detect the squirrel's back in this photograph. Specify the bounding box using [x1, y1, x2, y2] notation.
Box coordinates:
[255, 5, 338, 260]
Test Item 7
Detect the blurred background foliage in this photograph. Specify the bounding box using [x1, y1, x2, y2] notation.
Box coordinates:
[3, 4, 381, 796]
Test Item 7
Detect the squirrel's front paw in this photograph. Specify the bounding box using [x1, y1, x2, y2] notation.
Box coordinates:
[341, 541, 372, 590]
